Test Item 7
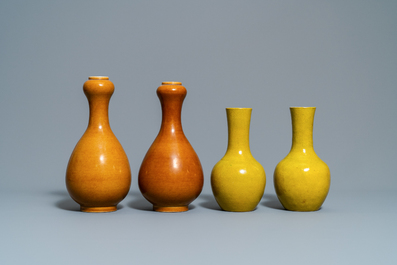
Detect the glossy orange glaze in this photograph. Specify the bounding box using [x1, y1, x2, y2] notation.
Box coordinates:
[138, 82, 204, 212]
[66, 76, 131, 212]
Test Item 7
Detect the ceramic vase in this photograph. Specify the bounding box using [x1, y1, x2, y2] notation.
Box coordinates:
[274, 107, 330, 211]
[66, 76, 131, 213]
[138, 82, 204, 212]
[211, 108, 266, 212]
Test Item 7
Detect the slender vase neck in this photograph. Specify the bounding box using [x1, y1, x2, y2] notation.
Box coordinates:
[87, 97, 111, 128]
[226, 108, 252, 155]
[83, 77, 114, 130]
[157, 82, 186, 133]
[290, 107, 315, 152]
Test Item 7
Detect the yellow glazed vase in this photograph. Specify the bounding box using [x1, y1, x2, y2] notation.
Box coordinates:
[274, 107, 330, 211]
[66, 76, 131, 213]
[211, 108, 266, 212]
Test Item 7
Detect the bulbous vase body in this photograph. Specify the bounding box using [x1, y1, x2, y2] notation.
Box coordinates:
[211, 108, 266, 212]
[138, 82, 204, 212]
[66, 76, 131, 213]
[274, 107, 330, 211]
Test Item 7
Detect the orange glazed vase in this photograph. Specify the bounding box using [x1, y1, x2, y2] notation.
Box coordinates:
[66, 76, 131, 213]
[138, 81, 204, 212]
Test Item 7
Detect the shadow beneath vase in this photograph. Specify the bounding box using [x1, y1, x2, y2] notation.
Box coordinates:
[50, 190, 80, 211]
[261, 194, 285, 210]
[128, 191, 153, 211]
[51, 190, 124, 212]
[127, 191, 196, 212]
[199, 194, 222, 211]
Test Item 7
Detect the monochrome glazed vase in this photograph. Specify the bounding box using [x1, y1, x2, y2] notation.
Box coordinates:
[138, 82, 204, 212]
[211, 108, 266, 212]
[274, 107, 330, 211]
[66, 76, 131, 213]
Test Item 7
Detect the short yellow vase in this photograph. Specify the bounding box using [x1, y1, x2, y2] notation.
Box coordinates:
[274, 107, 330, 211]
[211, 108, 266, 212]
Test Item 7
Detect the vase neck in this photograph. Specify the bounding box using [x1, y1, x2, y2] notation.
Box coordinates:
[157, 82, 186, 134]
[225, 108, 252, 155]
[87, 97, 111, 129]
[83, 77, 113, 131]
[290, 107, 315, 152]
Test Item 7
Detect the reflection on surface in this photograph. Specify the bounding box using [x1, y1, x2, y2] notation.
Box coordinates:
[172, 158, 178, 169]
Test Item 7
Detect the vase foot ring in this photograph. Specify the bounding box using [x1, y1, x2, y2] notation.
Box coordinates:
[153, 206, 188, 212]
[80, 206, 117, 213]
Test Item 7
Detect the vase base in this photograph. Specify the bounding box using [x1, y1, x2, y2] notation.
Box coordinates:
[153, 205, 188, 212]
[285, 208, 321, 212]
[221, 208, 256, 212]
[80, 206, 117, 213]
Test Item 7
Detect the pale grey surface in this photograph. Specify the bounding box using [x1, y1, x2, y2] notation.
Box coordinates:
[1, 190, 396, 264]
[0, 1, 396, 264]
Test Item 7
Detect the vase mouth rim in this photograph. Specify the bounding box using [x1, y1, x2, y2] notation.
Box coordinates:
[162, 81, 182, 85]
[290, 106, 316, 109]
[226, 107, 252, 110]
[88, 76, 109, 80]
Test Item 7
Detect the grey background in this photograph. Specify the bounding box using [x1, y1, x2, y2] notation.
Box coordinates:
[1, 1, 396, 264]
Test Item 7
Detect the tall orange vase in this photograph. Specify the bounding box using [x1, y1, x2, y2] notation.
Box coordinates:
[138, 82, 204, 212]
[66, 76, 131, 213]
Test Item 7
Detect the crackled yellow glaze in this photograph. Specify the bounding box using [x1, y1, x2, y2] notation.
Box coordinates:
[274, 107, 330, 211]
[211, 108, 266, 212]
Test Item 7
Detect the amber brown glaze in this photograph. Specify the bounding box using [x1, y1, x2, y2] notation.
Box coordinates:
[66, 76, 131, 213]
[138, 82, 204, 212]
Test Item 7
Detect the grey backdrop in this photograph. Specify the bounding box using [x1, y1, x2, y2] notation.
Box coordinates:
[1, 1, 396, 264]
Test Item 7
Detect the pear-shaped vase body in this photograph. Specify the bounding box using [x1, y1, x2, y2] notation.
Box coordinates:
[274, 107, 330, 211]
[211, 108, 266, 212]
[138, 82, 204, 212]
[66, 76, 131, 213]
